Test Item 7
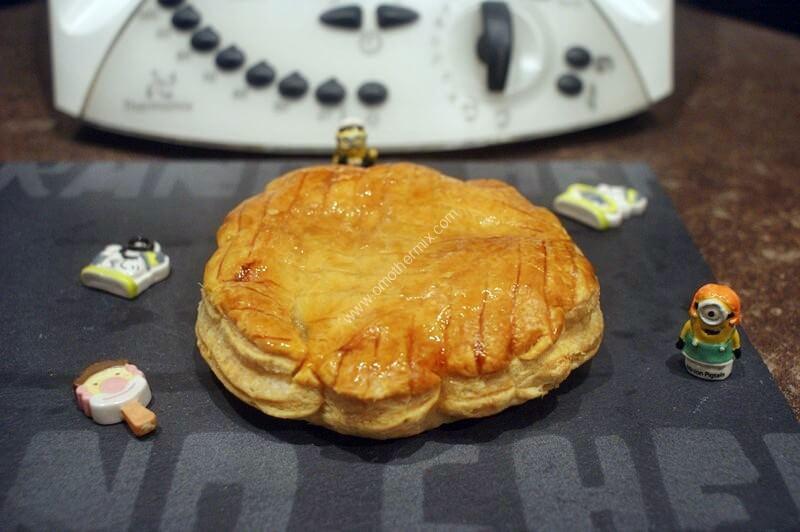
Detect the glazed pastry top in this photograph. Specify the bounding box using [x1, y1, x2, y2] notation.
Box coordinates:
[203, 163, 598, 401]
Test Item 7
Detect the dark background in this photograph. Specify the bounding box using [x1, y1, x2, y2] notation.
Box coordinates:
[685, 0, 800, 34]
[1, 161, 798, 530]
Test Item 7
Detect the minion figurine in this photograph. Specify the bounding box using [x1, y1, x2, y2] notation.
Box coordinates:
[676, 283, 742, 380]
[332, 118, 378, 167]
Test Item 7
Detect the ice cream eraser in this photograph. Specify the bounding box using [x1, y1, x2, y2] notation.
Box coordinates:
[73, 360, 157, 437]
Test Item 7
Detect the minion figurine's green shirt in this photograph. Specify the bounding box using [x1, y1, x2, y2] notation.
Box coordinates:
[679, 320, 741, 365]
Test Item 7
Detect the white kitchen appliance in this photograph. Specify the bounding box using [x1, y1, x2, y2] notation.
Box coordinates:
[48, 0, 673, 152]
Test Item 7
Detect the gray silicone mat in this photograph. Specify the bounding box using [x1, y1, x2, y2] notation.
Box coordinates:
[0, 161, 798, 531]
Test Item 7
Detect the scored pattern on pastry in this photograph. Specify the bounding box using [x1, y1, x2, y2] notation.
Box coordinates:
[198, 163, 602, 438]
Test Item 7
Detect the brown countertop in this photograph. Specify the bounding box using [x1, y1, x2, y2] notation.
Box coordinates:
[2, 1, 799, 416]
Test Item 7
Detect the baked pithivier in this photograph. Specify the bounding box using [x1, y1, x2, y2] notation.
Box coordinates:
[196, 163, 602, 438]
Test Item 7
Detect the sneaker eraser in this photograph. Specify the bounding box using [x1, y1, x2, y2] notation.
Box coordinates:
[80, 236, 170, 298]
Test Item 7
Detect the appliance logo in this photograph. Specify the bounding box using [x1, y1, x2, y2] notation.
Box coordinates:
[124, 70, 193, 113]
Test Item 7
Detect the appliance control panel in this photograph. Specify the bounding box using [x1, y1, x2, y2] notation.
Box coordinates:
[49, 0, 673, 152]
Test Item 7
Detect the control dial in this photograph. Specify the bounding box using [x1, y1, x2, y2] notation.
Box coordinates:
[476, 2, 512, 92]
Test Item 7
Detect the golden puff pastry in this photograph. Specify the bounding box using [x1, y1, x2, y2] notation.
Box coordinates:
[196, 163, 602, 439]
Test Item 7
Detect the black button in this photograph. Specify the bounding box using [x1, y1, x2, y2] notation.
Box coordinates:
[246, 62, 275, 88]
[315, 78, 346, 105]
[158, 0, 183, 7]
[190, 27, 219, 51]
[172, 5, 200, 30]
[279, 72, 309, 99]
[566, 47, 591, 69]
[320, 5, 362, 29]
[557, 74, 583, 96]
[215, 46, 245, 71]
[377, 4, 419, 28]
[358, 82, 388, 105]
